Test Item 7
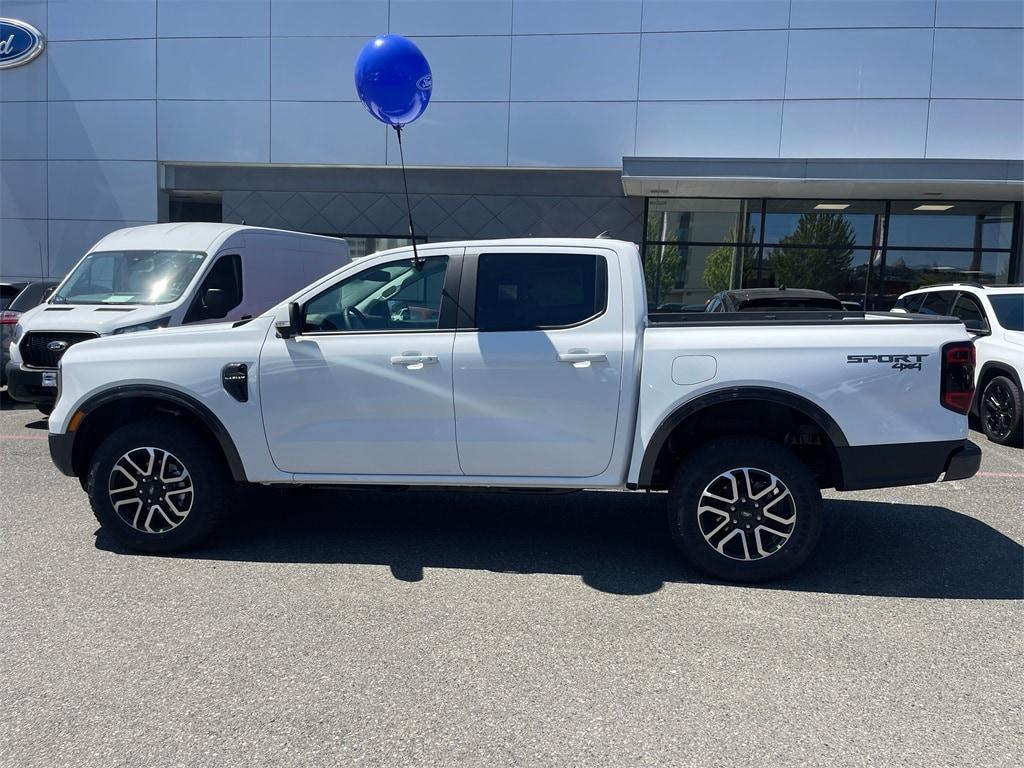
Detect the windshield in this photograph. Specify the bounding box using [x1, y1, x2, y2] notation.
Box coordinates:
[52, 250, 207, 305]
[989, 294, 1023, 331]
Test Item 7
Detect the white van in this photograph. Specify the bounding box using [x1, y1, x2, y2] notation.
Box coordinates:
[6, 223, 349, 413]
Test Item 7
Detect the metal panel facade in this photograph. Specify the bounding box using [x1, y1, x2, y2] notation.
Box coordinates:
[0, 0, 1021, 281]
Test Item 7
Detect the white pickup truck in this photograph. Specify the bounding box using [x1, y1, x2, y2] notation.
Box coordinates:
[47, 238, 981, 582]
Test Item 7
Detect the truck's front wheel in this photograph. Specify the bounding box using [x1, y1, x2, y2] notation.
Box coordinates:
[86, 420, 231, 553]
[668, 437, 823, 582]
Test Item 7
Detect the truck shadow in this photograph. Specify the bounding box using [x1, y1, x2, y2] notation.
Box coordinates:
[97, 488, 1023, 600]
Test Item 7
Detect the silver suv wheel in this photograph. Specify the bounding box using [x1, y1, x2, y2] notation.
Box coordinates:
[108, 447, 194, 533]
[697, 467, 796, 561]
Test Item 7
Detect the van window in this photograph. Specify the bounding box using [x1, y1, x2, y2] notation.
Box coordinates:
[474, 253, 607, 331]
[53, 251, 206, 305]
[184, 254, 242, 323]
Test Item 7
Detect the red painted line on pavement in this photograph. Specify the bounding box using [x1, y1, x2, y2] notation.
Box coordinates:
[975, 471, 1024, 479]
[0, 434, 48, 441]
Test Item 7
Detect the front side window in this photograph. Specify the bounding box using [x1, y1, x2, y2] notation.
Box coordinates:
[52, 250, 207, 305]
[474, 253, 606, 331]
[303, 256, 449, 332]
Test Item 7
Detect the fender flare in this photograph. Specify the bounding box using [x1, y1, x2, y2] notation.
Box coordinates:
[636, 386, 850, 487]
[71, 385, 247, 482]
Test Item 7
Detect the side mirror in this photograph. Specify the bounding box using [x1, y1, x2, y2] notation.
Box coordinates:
[275, 301, 304, 339]
[202, 287, 230, 318]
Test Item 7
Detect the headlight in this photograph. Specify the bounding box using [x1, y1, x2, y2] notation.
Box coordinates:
[12, 323, 23, 343]
[112, 317, 170, 335]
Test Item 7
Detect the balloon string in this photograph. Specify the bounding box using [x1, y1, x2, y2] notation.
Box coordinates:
[394, 124, 422, 270]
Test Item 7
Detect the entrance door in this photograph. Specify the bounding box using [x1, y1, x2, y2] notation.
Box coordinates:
[453, 247, 623, 478]
[260, 253, 463, 476]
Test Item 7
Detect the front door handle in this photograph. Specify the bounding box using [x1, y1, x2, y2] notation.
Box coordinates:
[557, 349, 608, 367]
[391, 353, 439, 368]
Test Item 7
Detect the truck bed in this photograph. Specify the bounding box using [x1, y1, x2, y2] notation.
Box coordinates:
[647, 310, 964, 327]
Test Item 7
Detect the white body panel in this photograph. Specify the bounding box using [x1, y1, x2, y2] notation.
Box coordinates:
[453, 244, 626, 478]
[260, 330, 461, 475]
[51, 238, 974, 489]
[51, 317, 288, 483]
[626, 322, 970, 485]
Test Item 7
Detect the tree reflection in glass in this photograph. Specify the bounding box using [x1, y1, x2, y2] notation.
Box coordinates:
[766, 213, 856, 294]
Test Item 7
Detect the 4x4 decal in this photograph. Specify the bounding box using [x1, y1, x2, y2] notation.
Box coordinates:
[847, 353, 928, 371]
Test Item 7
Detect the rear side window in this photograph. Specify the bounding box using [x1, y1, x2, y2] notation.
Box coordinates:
[893, 294, 924, 312]
[951, 294, 989, 332]
[1, 285, 23, 310]
[918, 291, 955, 316]
[474, 253, 607, 331]
[8, 283, 48, 312]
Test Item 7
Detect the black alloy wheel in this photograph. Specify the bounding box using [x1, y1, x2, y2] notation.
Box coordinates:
[980, 375, 1023, 447]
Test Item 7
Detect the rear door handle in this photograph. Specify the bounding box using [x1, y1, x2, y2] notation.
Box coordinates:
[557, 350, 607, 366]
[391, 353, 439, 368]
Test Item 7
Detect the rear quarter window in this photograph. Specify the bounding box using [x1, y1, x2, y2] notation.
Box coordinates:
[893, 294, 925, 312]
[918, 291, 955, 316]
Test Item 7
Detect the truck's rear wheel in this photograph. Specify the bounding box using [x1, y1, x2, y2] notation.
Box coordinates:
[86, 419, 230, 553]
[668, 437, 823, 582]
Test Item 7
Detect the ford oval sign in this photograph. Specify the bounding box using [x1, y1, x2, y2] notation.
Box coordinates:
[0, 18, 44, 70]
[46, 340, 68, 352]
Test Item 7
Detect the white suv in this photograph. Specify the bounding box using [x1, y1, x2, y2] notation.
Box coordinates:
[894, 284, 1023, 446]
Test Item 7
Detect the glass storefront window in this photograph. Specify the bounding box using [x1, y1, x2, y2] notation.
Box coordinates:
[763, 200, 883, 249]
[888, 201, 1016, 250]
[761, 246, 875, 303]
[641, 197, 1019, 311]
[878, 250, 1012, 307]
[646, 198, 761, 244]
[643, 243, 756, 308]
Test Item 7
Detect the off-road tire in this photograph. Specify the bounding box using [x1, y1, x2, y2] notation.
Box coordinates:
[668, 437, 823, 582]
[86, 419, 231, 553]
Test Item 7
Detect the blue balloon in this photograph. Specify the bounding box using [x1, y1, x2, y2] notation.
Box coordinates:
[354, 35, 432, 127]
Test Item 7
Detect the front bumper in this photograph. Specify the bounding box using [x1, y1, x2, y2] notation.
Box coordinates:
[836, 439, 981, 491]
[49, 430, 76, 477]
[4, 362, 57, 406]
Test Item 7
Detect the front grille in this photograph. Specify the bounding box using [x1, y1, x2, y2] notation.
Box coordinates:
[20, 331, 98, 368]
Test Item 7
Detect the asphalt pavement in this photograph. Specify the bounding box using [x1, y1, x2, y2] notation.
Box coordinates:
[1, 396, 1021, 768]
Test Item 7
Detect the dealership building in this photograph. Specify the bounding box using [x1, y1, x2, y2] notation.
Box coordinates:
[1, 0, 1022, 308]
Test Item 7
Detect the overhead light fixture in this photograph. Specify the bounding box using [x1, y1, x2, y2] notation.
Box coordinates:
[814, 203, 850, 210]
[913, 204, 954, 212]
